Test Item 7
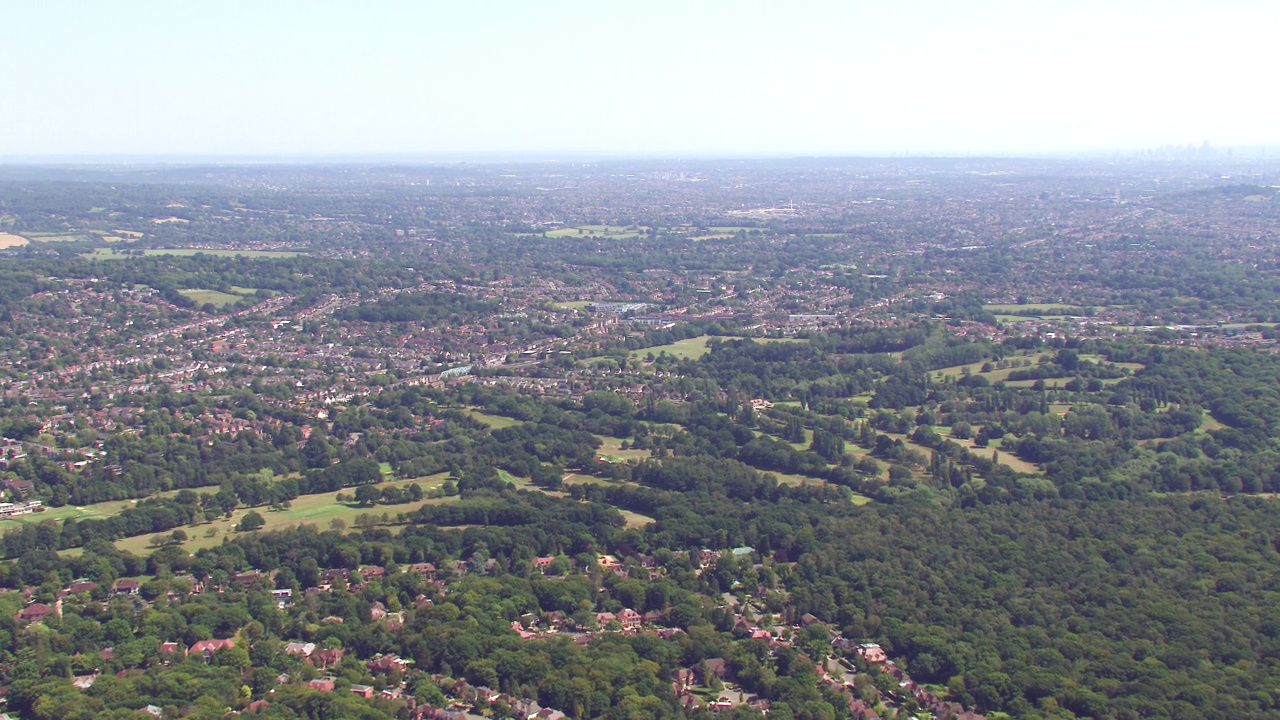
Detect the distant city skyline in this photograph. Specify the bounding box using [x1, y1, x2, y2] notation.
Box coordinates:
[3, 0, 1277, 159]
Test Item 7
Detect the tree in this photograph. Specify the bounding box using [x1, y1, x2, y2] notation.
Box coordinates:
[354, 484, 381, 507]
[237, 511, 265, 532]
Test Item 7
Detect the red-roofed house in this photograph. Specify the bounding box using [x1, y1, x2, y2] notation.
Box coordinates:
[15, 603, 54, 624]
[189, 638, 235, 660]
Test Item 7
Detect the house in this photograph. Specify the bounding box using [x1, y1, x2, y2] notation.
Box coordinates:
[704, 658, 733, 681]
[407, 563, 436, 576]
[673, 668, 696, 691]
[618, 608, 643, 630]
[350, 684, 375, 698]
[358, 566, 386, 580]
[859, 643, 887, 664]
[66, 580, 95, 595]
[271, 588, 293, 607]
[112, 579, 141, 596]
[532, 557, 555, 573]
[284, 641, 316, 658]
[233, 571, 265, 588]
[321, 568, 349, 584]
[189, 638, 235, 660]
[72, 672, 98, 690]
[159, 642, 182, 656]
[305, 677, 336, 692]
[313, 647, 344, 669]
[15, 603, 53, 624]
[368, 654, 411, 673]
[2, 478, 34, 498]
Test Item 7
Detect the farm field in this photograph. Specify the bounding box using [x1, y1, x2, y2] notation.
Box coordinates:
[0, 233, 29, 248]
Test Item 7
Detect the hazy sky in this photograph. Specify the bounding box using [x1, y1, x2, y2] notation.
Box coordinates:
[3, 0, 1276, 159]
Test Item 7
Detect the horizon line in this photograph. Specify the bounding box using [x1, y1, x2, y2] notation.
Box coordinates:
[1, 146, 1277, 167]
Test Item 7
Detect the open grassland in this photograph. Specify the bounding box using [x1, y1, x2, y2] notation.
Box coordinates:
[1199, 413, 1227, 433]
[633, 335, 806, 362]
[22, 232, 92, 243]
[595, 437, 652, 462]
[551, 300, 593, 310]
[90, 247, 302, 259]
[767, 471, 872, 504]
[632, 336, 714, 360]
[542, 225, 649, 240]
[114, 474, 454, 556]
[965, 444, 1043, 475]
[0, 497, 143, 532]
[179, 289, 244, 308]
[618, 509, 655, 528]
[933, 353, 1048, 383]
[984, 303, 1082, 313]
[0, 233, 29, 248]
[463, 409, 523, 429]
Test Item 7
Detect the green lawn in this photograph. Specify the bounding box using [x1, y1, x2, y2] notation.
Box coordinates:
[542, 225, 649, 240]
[114, 474, 452, 556]
[551, 300, 593, 310]
[632, 336, 713, 360]
[984, 303, 1082, 313]
[24, 233, 93, 243]
[0, 497, 143, 532]
[179, 289, 243, 308]
[618, 509, 655, 528]
[463, 409, 523, 429]
[594, 437, 652, 462]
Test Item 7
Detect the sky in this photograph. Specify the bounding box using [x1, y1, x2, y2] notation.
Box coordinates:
[2, 0, 1277, 159]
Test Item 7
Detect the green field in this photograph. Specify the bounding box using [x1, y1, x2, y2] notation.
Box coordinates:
[23, 232, 95, 243]
[618, 509, 656, 528]
[551, 300, 593, 310]
[541, 225, 649, 240]
[632, 336, 715, 360]
[984, 303, 1082, 313]
[632, 336, 805, 362]
[90, 248, 302, 259]
[463, 409, 523, 429]
[179, 289, 245, 308]
[933, 354, 1048, 383]
[114, 474, 453, 556]
[0, 497, 144, 532]
[594, 437, 652, 463]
